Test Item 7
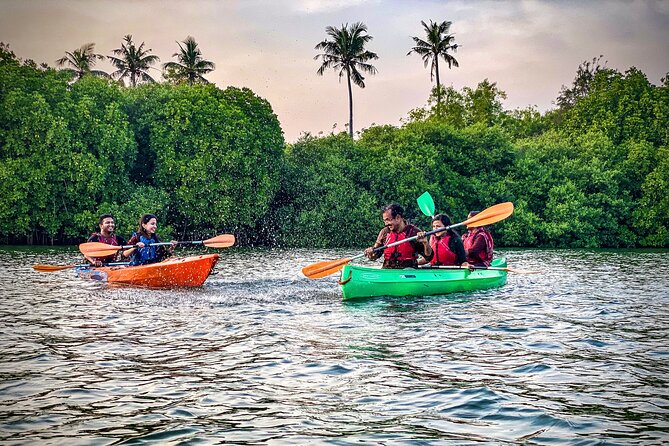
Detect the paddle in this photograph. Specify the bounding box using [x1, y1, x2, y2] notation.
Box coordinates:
[416, 191, 435, 217]
[302, 201, 514, 279]
[419, 265, 541, 274]
[79, 233, 236, 257]
[33, 262, 129, 272]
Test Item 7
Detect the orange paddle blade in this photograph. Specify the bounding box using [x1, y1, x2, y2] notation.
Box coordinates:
[203, 234, 235, 248]
[33, 264, 76, 272]
[465, 202, 514, 228]
[302, 257, 353, 279]
[79, 242, 122, 257]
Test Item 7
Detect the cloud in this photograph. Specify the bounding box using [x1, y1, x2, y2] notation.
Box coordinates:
[288, 0, 379, 14]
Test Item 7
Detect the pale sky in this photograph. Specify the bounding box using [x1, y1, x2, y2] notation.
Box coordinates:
[1, 0, 668, 142]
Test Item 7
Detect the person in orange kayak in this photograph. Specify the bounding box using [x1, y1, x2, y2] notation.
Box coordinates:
[364, 204, 432, 269]
[124, 214, 176, 266]
[417, 214, 467, 267]
[461, 211, 494, 267]
[85, 214, 128, 267]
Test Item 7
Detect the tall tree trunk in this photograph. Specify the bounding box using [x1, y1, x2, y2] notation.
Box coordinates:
[434, 54, 442, 117]
[346, 68, 354, 138]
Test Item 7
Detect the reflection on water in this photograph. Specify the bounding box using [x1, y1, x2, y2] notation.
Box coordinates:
[1, 246, 668, 444]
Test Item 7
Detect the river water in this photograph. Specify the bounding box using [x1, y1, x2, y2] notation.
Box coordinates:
[0, 246, 668, 445]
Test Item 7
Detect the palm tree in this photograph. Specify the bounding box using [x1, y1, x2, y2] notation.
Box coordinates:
[162, 36, 215, 85]
[315, 22, 378, 138]
[108, 35, 159, 87]
[408, 20, 459, 110]
[55, 43, 109, 80]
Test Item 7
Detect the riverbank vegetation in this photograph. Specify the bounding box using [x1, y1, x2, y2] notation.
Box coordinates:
[1, 43, 667, 248]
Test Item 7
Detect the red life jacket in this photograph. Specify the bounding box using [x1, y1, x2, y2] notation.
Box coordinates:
[430, 234, 457, 266]
[463, 228, 494, 265]
[383, 225, 418, 263]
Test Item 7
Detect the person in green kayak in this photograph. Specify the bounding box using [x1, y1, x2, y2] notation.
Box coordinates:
[364, 204, 432, 268]
[461, 211, 494, 267]
[123, 214, 176, 266]
[417, 214, 468, 267]
[85, 214, 128, 267]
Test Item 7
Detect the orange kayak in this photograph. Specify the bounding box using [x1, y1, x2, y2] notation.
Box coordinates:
[77, 254, 219, 288]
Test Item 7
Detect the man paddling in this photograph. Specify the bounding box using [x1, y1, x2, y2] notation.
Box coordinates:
[364, 204, 432, 269]
[84, 214, 128, 267]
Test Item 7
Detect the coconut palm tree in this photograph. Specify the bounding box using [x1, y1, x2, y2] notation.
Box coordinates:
[408, 20, 459, 110]
[315, 22, 378, 138]
[162, 36, 215, 85]
[55, 43, 109, 80]
[108, 35, 159, 87]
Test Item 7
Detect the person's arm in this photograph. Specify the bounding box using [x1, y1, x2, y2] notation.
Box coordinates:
[416, 232, 429, 265]
[411, 226, 433, 262]
[123, 235, 142, 258]
[116, 236, 128, 259]
[466, 234, 487, 261]
[364, 227, 388, 260]
[450, 233, 467, 265]
[85, 234, 101, 265]
[419, 241, 433, 262]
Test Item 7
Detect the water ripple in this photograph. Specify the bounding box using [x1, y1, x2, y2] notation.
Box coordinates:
[0, 247, 668, 444]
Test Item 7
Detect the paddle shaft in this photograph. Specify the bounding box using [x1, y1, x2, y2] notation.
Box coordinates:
[419, 265, 540, 274]
[366, 201, 513, 258]
[302, 201, 512, 279]
[118, 241, 201, 250]
[80, 262, 129, 268]
[33, 262, 130, 272]
[367, 223, 459, 256]
[420, 265, 503, 271]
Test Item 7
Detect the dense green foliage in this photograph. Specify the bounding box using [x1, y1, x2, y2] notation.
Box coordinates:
[1, 43, 667, 248]
[0, 46, 283, 244]
[274, 68, 669, 248]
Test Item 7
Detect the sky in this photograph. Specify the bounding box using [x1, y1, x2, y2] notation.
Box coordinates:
[1, 0, 668, 142]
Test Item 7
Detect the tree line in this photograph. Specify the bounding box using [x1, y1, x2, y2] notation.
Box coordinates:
[1, 24, 667, 248]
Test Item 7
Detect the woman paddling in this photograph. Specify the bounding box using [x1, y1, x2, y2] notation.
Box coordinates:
[461, 211, 494, 267]
[124, 214, 176, 266]
[418, 214, 467, 267]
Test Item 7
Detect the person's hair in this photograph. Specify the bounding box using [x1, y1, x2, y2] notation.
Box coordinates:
[137, 213, 157, 238]
[432, 213, 459, 236]
[467, 210, 480, 219]
[432, 213, 452, 227]
[383, 204, 404, 219]
[98, 214, 114, 226]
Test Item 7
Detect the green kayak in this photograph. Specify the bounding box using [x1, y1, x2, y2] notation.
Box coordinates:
[339, 258, 508, 300]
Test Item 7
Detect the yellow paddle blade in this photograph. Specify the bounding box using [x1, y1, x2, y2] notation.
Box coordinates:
[465, 202, 514, 228]
[79, 242, 122, 256]
[302, 257, 352, 279]
[33, 264, 76, 272]
[203, 234, 235, 248]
